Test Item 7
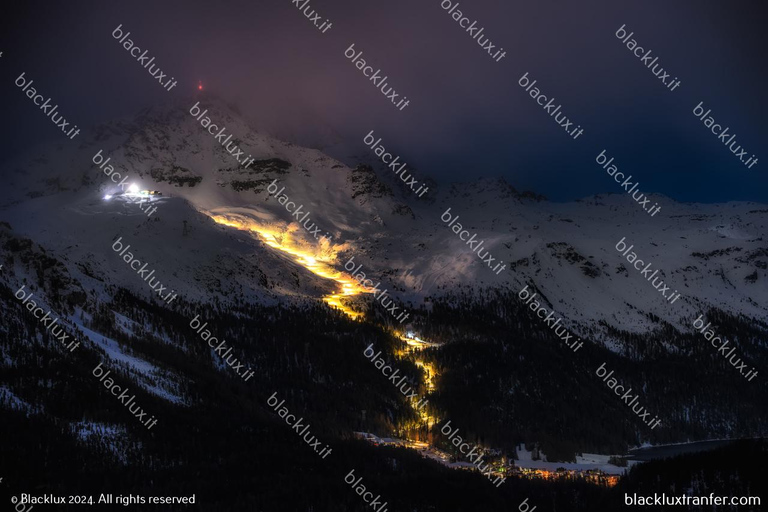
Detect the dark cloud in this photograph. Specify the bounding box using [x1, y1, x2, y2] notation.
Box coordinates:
[1, 0, 766, 202]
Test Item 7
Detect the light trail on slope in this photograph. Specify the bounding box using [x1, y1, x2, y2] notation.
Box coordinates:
[208, 212, 371, 319]
[394, 334, 442, 432]
[208, 212, 617, 487]
[209, 211, 440, 426]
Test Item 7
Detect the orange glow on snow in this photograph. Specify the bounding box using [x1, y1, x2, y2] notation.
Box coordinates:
[208, 212, 370, 319]
[209, 211, 447, 446]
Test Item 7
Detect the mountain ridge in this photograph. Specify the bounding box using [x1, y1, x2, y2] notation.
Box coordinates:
[0, 96, 766, 354]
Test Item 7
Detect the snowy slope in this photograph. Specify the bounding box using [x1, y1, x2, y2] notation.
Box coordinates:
[1, 96, 766, 349]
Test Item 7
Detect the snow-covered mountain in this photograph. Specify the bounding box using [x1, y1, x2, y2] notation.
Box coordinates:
[2, 95, 767, 351]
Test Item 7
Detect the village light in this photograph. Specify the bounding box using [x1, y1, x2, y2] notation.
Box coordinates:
[127, 183, 139, 194]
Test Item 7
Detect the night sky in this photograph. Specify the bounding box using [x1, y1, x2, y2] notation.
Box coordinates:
[1, 0, 766, 203]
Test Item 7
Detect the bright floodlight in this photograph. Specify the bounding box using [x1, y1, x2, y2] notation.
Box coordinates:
[127, 184, 139, 194]
[103, 194, 112, 200]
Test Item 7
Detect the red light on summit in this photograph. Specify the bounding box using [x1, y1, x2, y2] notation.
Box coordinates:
[198, 81, 203, 91]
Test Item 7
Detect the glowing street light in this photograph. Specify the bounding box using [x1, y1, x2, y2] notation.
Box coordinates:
[104, 194, 112, 200]
[127, 183, 139, 194]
